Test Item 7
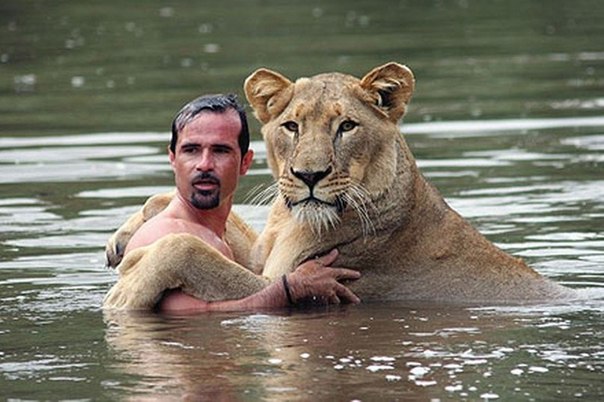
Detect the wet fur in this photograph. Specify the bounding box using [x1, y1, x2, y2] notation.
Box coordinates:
[244, 63, 573, 302]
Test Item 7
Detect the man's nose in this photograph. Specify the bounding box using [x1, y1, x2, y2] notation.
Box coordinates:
[195, 150, 215, 171]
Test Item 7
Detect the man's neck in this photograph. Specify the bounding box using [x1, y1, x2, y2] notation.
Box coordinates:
[172, 193, 231, 238]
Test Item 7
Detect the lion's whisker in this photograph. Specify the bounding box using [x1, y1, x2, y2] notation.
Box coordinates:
[245, 182, 279, 206]
[292, 202, 341, 237]
[345, 182, 377, 238]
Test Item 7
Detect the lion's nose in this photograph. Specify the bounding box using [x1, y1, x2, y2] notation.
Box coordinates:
[291, 166, 332, 189]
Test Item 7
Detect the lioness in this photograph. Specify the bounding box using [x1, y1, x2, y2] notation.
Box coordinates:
[104, 62, 575, 309]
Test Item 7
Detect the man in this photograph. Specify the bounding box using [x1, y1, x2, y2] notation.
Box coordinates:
[124, 94, 360, 313]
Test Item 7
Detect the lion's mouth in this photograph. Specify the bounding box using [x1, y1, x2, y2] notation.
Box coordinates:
[285, 195, 347, 213]
[283, 194, 349, 234]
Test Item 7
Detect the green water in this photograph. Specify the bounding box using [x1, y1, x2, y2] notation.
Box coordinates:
[2, 0, 602, 135]
[1, 0, 603, 400]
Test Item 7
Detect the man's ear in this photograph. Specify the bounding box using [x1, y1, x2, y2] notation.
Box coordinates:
[240, 149, 254, 175]
[244, 68, 294, 123]
[168, 146, 176, 168]
[359, 62, 415, 122]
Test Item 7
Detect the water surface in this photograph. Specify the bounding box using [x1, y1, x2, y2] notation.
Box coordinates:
[1, 0, 603, 400]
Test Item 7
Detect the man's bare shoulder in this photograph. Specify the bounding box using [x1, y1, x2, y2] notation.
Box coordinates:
[124, 209, 231, 259]
[124, 213, 190, 254]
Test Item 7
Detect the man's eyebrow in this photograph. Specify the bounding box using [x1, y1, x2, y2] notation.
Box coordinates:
[180, 142, 199, 149]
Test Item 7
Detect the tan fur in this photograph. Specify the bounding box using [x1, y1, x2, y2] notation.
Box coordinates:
[243, 62, 574, 303]
[103, 193, 265, 309]
[104, 233, 268, 309]
[104, 62, 575, 309]
[105, 191, 258, 270]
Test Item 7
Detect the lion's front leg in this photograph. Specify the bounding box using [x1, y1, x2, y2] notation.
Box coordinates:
[105, 191, 174, 268]
[103, 233, 269, 310]
[256, 202, 324, 280]
[105, 191, 258, 269]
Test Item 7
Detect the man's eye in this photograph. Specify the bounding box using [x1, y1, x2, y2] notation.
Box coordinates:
[339, 120, 358, 133]
[182, 146, 197, 153]
[282, 121, 299, 133]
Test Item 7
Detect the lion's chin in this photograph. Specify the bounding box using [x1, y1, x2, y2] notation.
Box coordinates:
[290, 200, 342, 236]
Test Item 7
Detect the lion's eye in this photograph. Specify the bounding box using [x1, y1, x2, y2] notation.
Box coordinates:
[282, 121, 299, 133]
[339, 120, 358, 133]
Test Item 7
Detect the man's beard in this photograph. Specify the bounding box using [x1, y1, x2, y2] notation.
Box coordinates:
[191, 172, 221, 210]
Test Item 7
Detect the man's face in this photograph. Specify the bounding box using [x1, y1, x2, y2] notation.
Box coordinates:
[169, 109, 253, 210]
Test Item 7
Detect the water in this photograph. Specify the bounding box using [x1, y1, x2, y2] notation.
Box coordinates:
[1, 0, 603, 400]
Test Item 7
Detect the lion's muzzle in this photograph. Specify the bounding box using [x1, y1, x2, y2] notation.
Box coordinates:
[290, 166, 333, 189]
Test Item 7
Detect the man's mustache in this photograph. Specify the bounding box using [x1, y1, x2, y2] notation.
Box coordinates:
[192, 172, 220, 186]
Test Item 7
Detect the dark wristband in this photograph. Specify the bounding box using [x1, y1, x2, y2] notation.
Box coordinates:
[282, 274, 295, 305]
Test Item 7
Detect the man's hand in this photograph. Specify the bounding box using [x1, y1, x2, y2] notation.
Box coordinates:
[156, 249, 360, 314]
[286, 249, 361, 305]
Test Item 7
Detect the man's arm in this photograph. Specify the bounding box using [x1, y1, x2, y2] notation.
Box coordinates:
[158, 249, 361, 314]
[120, 215, 361, 313]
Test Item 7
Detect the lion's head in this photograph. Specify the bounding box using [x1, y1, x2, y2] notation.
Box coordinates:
[244, 62, 415, 235]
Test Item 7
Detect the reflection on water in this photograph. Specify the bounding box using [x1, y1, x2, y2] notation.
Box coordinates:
[2, 0, 604, 399]
[102, 301, 604, 401]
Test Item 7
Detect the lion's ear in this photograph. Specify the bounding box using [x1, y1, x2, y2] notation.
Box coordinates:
[244, 68, 293, 124]
[360, 62, 415, 122]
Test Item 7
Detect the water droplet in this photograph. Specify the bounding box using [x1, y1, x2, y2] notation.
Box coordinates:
[371, 356, 395, 362]
[409, 366, 430, 377]
[181, 58, 193, 68]
[367, 364, 393, 372]
[445, 384, 463, 392]
[14, 74, 37, 92]
[203, 43, 220, 54]
[159, 7, 174, 17]
[198, 23, 213, 34]
[528, 366, 549, 373]
[415, 380, 437, 387]
[71, 76, 85, 88]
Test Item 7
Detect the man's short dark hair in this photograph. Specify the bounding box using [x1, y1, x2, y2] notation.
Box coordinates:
[170, 93, 250, 156]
